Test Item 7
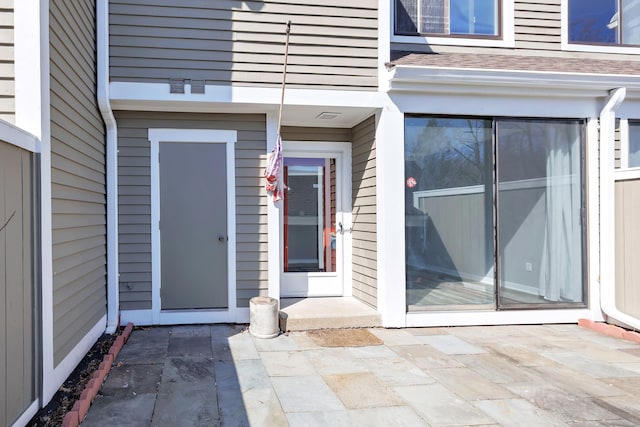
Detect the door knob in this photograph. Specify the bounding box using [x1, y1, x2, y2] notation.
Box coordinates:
[218, 235, 226, 242]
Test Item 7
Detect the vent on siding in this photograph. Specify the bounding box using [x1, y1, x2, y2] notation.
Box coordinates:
[170, 78, 185, 94]
[190, 80, 205, 94]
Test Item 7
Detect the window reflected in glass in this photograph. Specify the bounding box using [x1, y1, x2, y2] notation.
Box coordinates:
[396, 0, 499, 37]
[569, 0, 640, 46]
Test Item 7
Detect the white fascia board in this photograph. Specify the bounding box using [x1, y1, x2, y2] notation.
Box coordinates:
[388, 66, 640, 97]
[110, 82, 385, 110]
[0, 119, 38, 152]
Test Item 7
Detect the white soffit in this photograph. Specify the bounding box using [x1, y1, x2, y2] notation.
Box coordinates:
[109, 82, 383, 128]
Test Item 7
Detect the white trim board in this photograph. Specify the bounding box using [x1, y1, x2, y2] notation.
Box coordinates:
[148, 128, 237, 325]
[11, 399, 39, 427]
[406, 308, 596, 327]
[0, 119, 38, 152]
[121, 308, 251, 326]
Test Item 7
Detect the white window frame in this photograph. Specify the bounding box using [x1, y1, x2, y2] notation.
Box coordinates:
[391, 0, 515, 48]
[561, 0, 640, 55]
[620, 119, 640, 170]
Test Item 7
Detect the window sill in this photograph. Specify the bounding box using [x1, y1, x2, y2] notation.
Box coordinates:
[562, 42, 640, 56]
[392, 34, 515, 48]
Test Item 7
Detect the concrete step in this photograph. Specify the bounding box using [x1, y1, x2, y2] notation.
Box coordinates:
[279, 297, 382, 331]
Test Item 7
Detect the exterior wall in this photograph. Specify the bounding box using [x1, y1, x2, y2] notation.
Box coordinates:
[615, 178, 640, 319]
[281, 126, 351, 142]
[0, 0, 14, 123]
[50, 0, 107, 366]
[109, 0, 378, 90]
[0, 141, 35, 427]
[116, 111, 267, 310]
[392, 0, 640, 62]
[351, 116, 377, 308]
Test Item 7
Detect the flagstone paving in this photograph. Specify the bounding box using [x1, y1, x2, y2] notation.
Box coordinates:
[83, 324, 640, 426]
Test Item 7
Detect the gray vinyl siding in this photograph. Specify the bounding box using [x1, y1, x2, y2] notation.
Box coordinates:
[615, 178, 640, 320]
[280, 126, 352, 142]
[0, 0, 14, 123]
[115, 111, 267, 310]
[1, 142, 36, 427]
[109, 0, 377, 90]
[392, 0, 640, 62]
[351, 116, 377, 308]
[50, 0, 107, 366]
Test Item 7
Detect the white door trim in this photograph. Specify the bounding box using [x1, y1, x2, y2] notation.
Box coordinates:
[280, 141, 353, 298]
[148, 128, 237, 324]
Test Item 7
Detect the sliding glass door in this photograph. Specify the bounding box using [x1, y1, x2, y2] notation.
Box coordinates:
[405, 117, 495, 309]
[496, 120, 584, 307]
[405, 116, 586, 311]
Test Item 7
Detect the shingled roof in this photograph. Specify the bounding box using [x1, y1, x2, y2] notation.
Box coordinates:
[389, 51, 640, 76]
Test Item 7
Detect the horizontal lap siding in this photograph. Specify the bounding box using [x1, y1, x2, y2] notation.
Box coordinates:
[115, 111, 267, 310]
[0, 0, 14, 123]
[280, 126, 351, 142]
[109, 0, 377, 90]
[393, 0, 640, 61]
[50, 0, 106, 366]
[351, 116, 377, 308]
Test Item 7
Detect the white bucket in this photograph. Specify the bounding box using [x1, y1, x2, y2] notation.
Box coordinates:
[249, 296, 280, 339]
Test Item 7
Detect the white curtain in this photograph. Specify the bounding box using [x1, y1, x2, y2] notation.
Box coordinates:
[539, 123, 582, 302]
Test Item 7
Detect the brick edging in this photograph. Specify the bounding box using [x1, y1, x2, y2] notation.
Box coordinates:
[578, 318, 640, 343]
[61, 322, 134, 427]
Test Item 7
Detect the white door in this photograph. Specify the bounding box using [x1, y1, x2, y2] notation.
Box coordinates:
[280, 142, 352, 297]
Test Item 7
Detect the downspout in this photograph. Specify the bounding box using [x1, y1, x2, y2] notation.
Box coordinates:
[97, 0, 119, 334]
[598, 87, 640, 329]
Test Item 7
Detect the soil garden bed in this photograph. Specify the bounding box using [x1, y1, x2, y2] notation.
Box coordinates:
[27, 331, 120, 427]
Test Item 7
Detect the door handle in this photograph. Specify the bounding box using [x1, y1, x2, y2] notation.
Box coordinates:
[338, 222, 351, 234]
[218, 235, 227, 242]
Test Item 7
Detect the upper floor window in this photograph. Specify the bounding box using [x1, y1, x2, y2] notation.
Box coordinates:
[395, 0, 500, 37]
[568, 0, 640, 46]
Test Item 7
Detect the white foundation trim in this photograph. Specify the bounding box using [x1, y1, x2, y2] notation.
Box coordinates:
[120, 307, 251, 326]
[120, 309, 153, 326]
[148, 128, 238, 324]
[235, 307, 250, 324]
[43, 316, 106, 403]
[406, 309, 595, 327]
[11, 399, 39, 427]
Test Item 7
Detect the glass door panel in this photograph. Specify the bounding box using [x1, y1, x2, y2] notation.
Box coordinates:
[496, 119, 585, 307]
[280, 153, 343, 298]
[404, 117, 495, 309]
[284, 157, 336, 273]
